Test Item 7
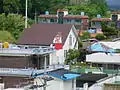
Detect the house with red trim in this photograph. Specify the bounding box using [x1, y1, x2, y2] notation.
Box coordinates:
[17, 23, 78, 65]
[38, 9, 89, 31]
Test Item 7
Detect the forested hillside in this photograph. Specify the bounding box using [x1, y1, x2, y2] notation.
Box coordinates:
[0, 0, 109, 43]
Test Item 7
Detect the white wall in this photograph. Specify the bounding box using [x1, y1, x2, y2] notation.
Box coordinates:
[118, 14, 120, 20]
[64, 79, 76, 90]
[50, 25, 78, 65]
[50, 26, 78, 65]
[86, 53, 120, 64]
[34, 77, 76, 90]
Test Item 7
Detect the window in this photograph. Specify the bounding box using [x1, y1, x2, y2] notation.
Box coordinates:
[64, 50, 67, 58]
[69, 35, 72, 46]
[50, 18, 54, 23]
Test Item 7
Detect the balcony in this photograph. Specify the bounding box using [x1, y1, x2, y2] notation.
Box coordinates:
[71, 67, 120, 75]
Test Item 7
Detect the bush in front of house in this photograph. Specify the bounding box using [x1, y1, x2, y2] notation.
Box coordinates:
[95, 34, 106, 41]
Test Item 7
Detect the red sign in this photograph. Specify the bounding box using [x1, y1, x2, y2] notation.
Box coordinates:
[54, 43, 63, 50]
[53, 32, 63, 50]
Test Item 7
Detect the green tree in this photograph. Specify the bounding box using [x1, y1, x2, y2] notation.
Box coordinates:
[102, 25, 118, 37]
[64, 0, 108, 18]
[80, 31, 91, 40]
[0, 0, 3, 13]
[95, 34, 106, 41]
[65, 49, 80, 65]
[0, 13, 6, 31]
[0, 13, 33, 40]
[3, 0, 20, 13]
[0, 31, 15, 43]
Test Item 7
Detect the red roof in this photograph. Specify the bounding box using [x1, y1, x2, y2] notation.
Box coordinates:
[111, 12, 120, 14]
[91, 18, 112, 22]
[38, 15, 57, 18]
[64, 15, 89, 19]
[38, 15, 89, 19]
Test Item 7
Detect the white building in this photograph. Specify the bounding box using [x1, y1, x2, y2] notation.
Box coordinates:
[86, 53, 120, 69]
[33, 69, 79, 90]
[87, 41, 120, 69]
[17, 24, 78, 65]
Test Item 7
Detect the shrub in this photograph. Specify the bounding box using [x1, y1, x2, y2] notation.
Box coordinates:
[95, 34, 106, 40]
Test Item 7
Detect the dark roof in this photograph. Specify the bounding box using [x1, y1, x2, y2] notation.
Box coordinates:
[17, 24, 73, 45]
[48, 68, 80, 80]
[74, 25, 81, 29]
[50, 68, 78, 76]
[76, 73, 108, 87]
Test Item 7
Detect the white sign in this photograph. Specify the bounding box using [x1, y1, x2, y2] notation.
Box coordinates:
[53, 32, 62, 44]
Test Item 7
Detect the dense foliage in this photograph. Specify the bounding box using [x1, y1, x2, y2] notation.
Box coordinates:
[65, 49, 80, 65]
[64, 0, 109, 18]
[0, 0, 111, 42]
[0, 13, 33, 42]
[0, 0, 109, 18]
[0, 31, 15, 43]
[95, 34, 106, 41]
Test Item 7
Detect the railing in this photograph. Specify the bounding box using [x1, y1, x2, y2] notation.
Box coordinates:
[0, 65, 70, 76]
[0, 47, 56, 55]
[71, 68, 120, 74]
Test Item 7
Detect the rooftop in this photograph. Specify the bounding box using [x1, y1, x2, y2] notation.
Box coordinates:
[0, 47, 55, 56]
[38, 15, 89, 19]
[18, 24, 74, 45]
[91, 18, 112, 22]
[0, 65, 70, 77]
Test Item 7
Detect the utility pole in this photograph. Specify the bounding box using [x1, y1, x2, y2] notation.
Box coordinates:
[35, 8, 37, 24]
[25, 0, 28, 28]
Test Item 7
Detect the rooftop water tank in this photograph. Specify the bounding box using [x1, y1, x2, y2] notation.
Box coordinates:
[45, 11, 49, 15]
[97, 14, 101, 18]
[81, 12, 85, 16]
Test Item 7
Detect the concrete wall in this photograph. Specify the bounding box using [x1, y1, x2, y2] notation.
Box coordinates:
[88, 75, 120, 90]
[0, 56, 28, 68]
[86, 53, 120, 64]
[34, 77, 76, 90]
[0, 76, 30, 89]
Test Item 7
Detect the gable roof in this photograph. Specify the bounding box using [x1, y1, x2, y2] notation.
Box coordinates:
[17, 24, 74, 45]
